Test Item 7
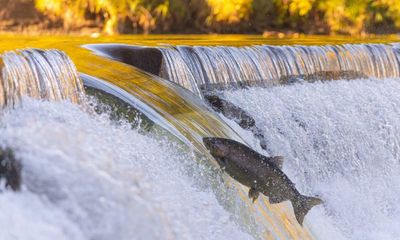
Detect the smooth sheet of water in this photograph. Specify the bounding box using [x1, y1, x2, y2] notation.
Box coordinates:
[0, 99, 252, 240]
[0, 49, 84, 107]
[160, 44, 400, 94]
[223, 78, 400, 240]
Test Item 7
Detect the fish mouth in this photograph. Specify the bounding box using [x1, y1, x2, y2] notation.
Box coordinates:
[202, 137, 215, 150]
[202, 137, 230, 170]
[214, 157, 226, 167]
[202, 137, 222, 157]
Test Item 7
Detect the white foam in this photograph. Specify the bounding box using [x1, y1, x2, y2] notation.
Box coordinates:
[0, 99, 251, 240]
[224, 78, 400, 240]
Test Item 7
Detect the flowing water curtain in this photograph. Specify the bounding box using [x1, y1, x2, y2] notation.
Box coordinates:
[160, 46, 203, 96]
[0, 59, 4, 107]
[160, 43, 400, 93]
[0, 49, 85, 107]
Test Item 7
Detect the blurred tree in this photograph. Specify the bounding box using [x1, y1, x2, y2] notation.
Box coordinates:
[249, 0, 275, 32]
[35, 0, 166, 34]
[27, 0, 400, 34]
[318, 0, 368, 35]
[370, 0, 400, 33]
[205, 0, 252, 32]
[206, 0, 251, 23]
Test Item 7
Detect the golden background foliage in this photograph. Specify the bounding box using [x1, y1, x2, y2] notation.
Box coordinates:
[2, 0, 400, 35]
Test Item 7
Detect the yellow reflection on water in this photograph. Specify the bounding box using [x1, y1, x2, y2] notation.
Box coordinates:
[1, 34, 399, 48]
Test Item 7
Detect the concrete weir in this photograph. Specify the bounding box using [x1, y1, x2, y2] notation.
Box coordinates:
[84, 44, 164, 76]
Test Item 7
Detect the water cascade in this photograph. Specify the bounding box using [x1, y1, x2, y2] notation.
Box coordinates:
[0, 47, 263, 239]
[73, 48, 317, 239]
[0, 44, 322, 239]
[2, 38, 399, 239]
[223, 79, 400, 240]
[156, 41, 400, 239]
[0, 49, 85, 107]
[159, 43, 400, 94]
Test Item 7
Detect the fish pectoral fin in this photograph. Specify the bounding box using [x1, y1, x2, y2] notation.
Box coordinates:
[268, 194, 286, 204]
[248, 187, 259, 203]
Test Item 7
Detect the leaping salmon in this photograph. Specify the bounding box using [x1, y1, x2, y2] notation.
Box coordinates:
[203, 137, 322, 226]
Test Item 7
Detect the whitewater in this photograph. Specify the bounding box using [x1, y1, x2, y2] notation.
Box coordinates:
[223, 78, 400, 240]
[2, 50, 400, 239]
[0, 98, 252, 240]
[2, 78, 399, 240]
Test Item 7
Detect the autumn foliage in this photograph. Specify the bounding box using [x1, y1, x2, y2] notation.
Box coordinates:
[4, 0, 400, 35]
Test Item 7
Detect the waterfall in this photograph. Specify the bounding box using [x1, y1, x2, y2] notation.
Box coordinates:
[5, 40, 398, 239]
[0, 46, 262, 239]
[159, 43, 400, 94]
[222, 78, 400, 239]
[0, 49, 85, 107]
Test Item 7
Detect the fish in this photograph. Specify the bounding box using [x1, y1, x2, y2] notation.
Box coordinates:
[203, 137, 322, 225]
[204, 94, 267, 150]
[0, 147, 22, 191]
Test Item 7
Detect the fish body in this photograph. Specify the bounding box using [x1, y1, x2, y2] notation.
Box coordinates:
[203, 137, 322, 225]
[204, 94, 267, 150]
[0, 147, 21, 191]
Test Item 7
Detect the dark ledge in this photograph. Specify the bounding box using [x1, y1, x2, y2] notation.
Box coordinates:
[84, 44, 163, 76]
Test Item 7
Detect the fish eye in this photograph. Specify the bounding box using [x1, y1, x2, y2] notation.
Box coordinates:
[218, 157, 227, 164]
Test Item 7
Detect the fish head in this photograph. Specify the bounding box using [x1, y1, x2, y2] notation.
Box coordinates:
[203, 138, 257, 187]
[203, 137, 232, 159]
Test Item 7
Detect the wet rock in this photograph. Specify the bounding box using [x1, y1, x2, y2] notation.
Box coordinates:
[280, 70, 368, 84]
[199, 81, 265, 92]
[199, 70, 368, 90]
[0, 147, 22, 191]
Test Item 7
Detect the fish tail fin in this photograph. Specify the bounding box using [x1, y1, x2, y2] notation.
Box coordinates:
[292, 195, 323, 226]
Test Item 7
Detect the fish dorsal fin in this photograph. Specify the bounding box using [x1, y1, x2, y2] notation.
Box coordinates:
[268, 156, 284, 169]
